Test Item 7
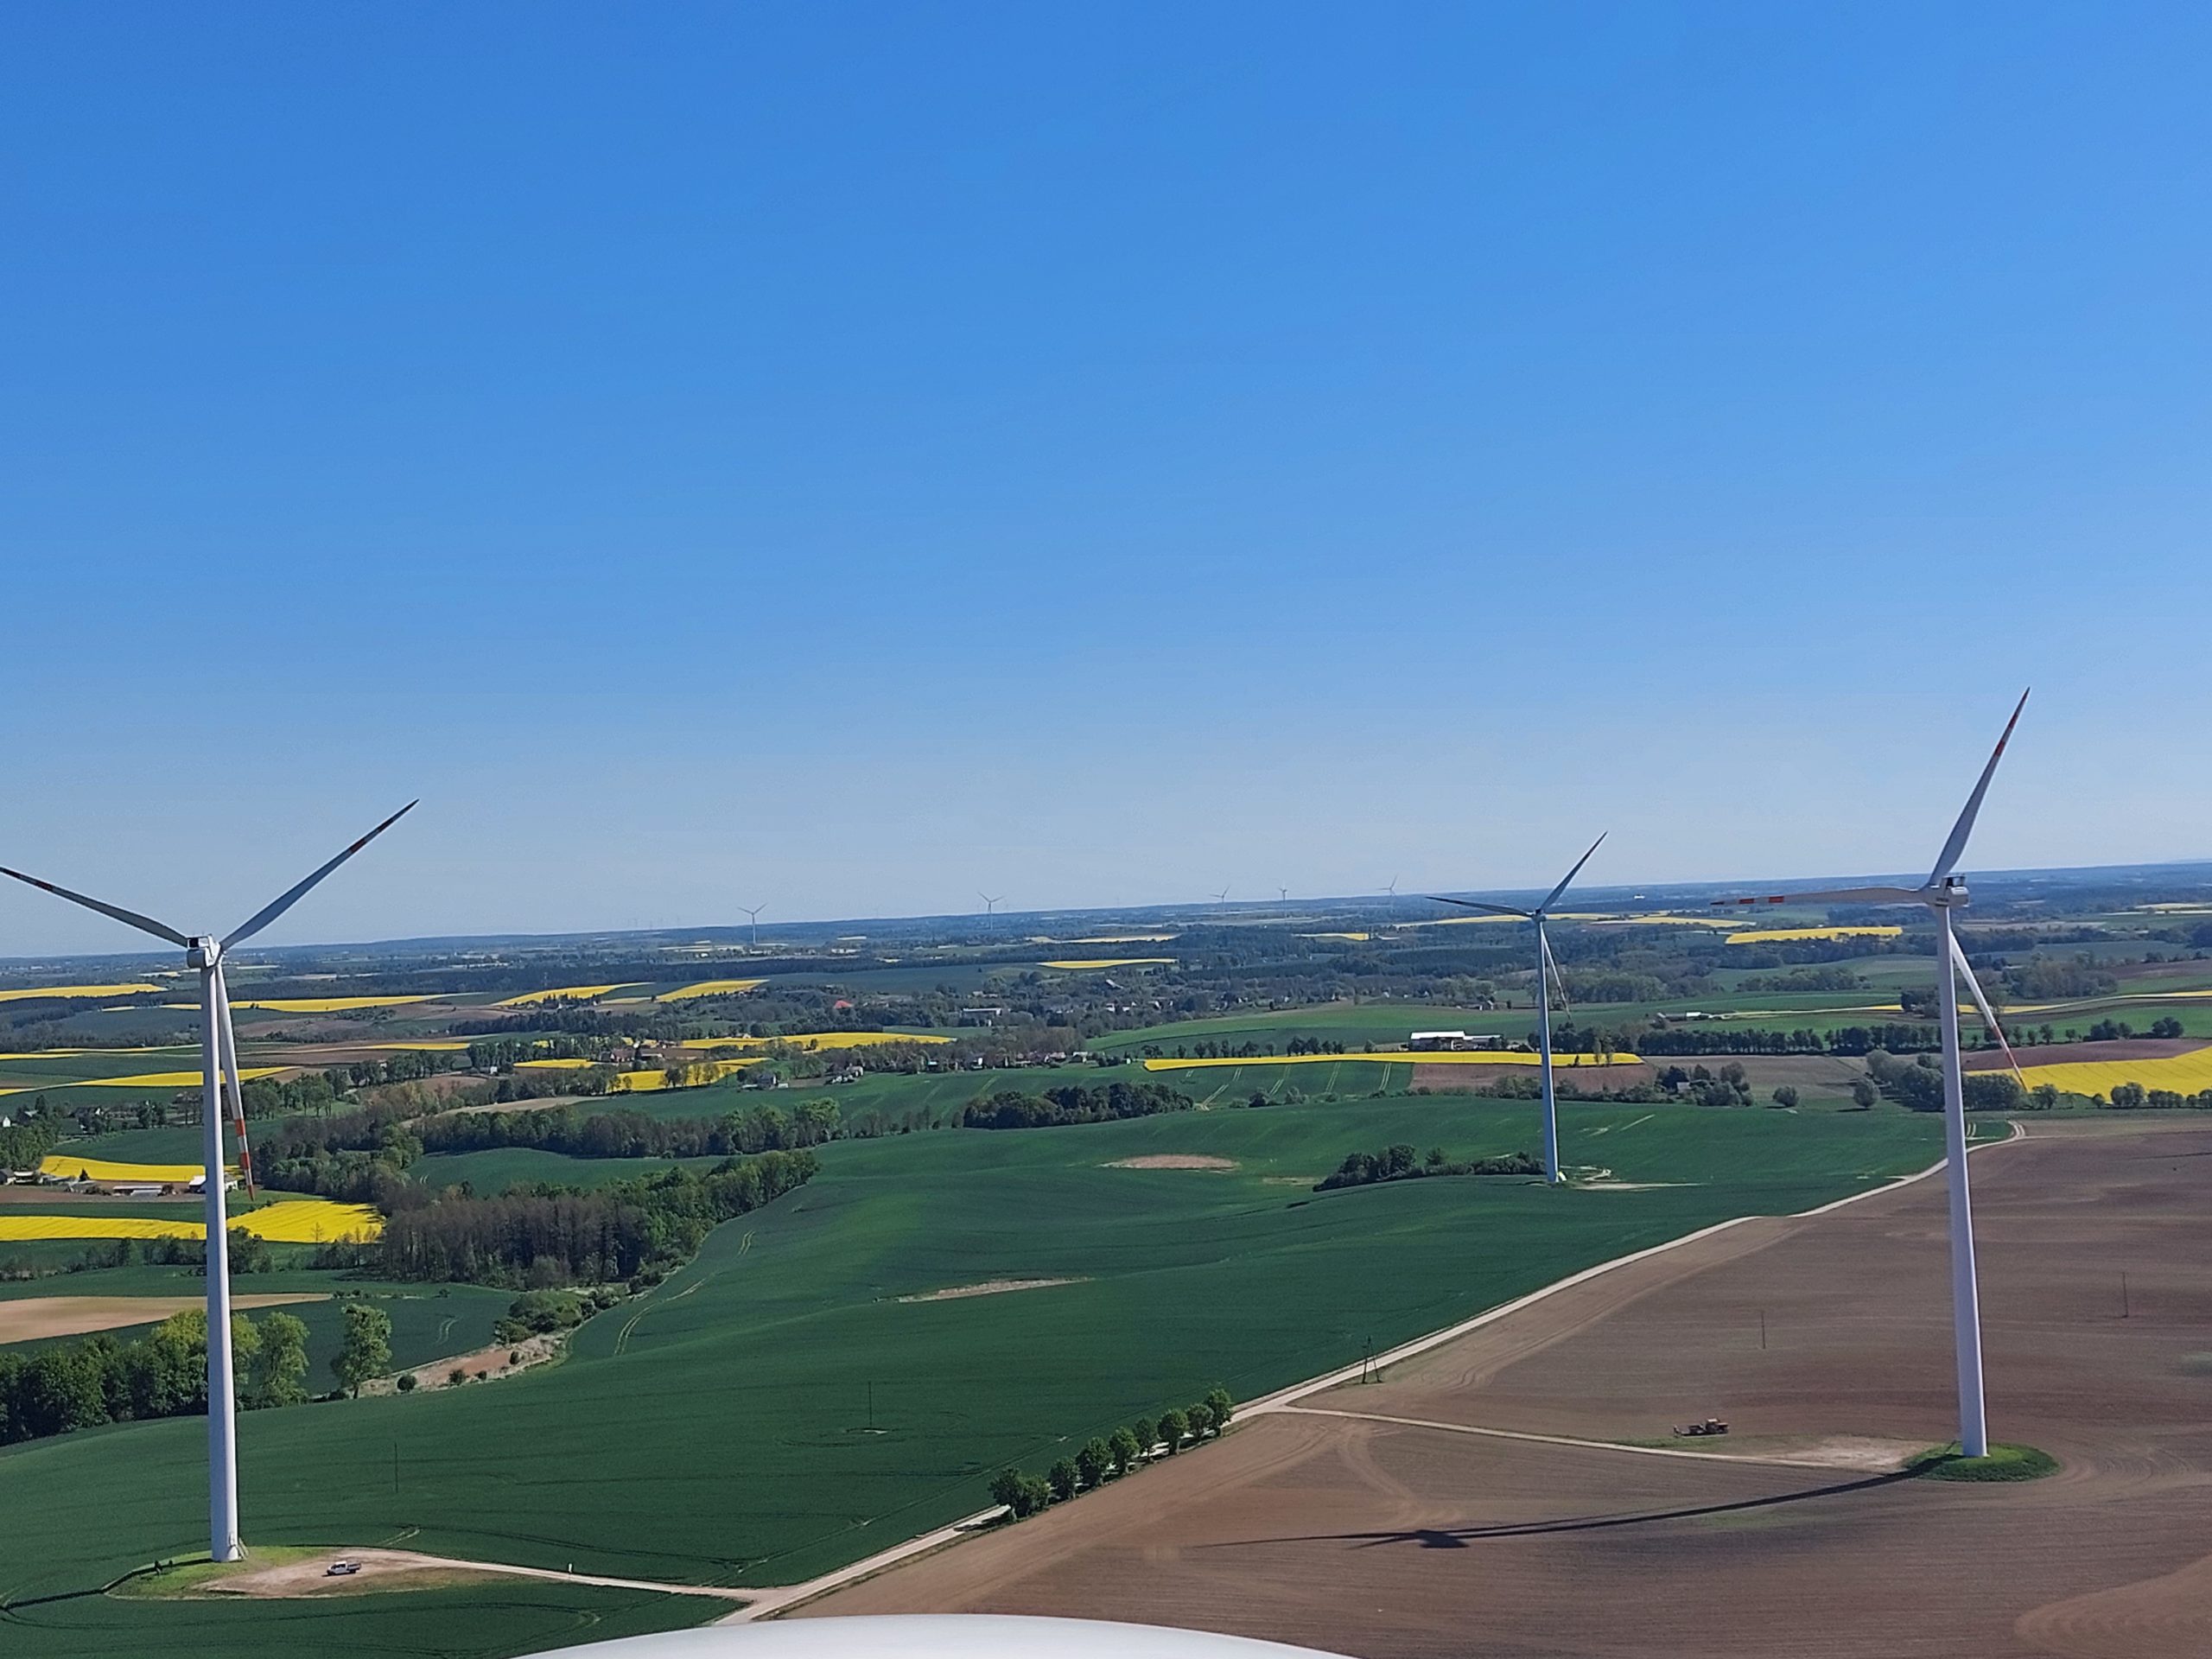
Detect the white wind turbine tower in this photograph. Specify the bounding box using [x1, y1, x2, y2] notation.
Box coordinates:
[740, 903, 765, 946]
[1428, 833, 1606, 1185]
[1713, 690, 2029, 1459]
[977, 892, 1003, 918]
[0, 802, 416, 1561]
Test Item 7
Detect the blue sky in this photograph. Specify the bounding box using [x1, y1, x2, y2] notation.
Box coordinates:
[3, 4, 2208, 955]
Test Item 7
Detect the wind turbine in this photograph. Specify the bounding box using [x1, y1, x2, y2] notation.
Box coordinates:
[0, 802, 416, 1562]
[1211, 886, 1230, 906]
[1712, 690, 2029, 1459]
[740, 903, 764, 946]
[1427, 834, 1606, 1185]
[977, 892, 1003, 918]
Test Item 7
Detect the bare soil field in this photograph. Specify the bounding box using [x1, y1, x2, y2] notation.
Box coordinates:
[803, 1121, 2212, 1656]
[1106, 1155, 1240, 1170]
[0, 1186, 199, 1205]
[0, 1293, 326, 1344]
[362, 1330, 564, 1396]
[897, 1278, 1085, 1304]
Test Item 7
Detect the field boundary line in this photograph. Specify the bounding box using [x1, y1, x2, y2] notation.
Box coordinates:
[1245, 1117, 2025, 1416]
[1279, 1405, 1865, 1470]
[346, 1120, 2031, 1621]
[719, 1508, 1009, 1623]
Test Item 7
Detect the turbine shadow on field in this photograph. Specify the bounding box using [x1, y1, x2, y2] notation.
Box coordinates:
[1220, 1465, 1925, 1550]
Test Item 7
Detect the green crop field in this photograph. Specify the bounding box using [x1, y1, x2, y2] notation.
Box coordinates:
[1, 1094, 1948, 1649]
[0, 1567, 713, 1656]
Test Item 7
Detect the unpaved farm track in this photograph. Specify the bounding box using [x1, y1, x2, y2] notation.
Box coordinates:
[799, 1120, 2212, 1657]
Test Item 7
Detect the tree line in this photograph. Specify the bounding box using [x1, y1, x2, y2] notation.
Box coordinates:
[990, 1388, 1236, 1518]
[376, 1149, 817, 1287]
[957, 1081, 1192, 1130]
[1316, 1145, 1542, 1191]
[255, 1099, 843, 1205]
[0, 1307, 308, 1446]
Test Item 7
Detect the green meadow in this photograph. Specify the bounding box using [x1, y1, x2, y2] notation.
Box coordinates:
[3, 1091, 1948, 1651]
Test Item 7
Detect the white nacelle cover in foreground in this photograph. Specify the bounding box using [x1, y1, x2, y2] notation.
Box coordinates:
[564, 1614, 1349, 1658]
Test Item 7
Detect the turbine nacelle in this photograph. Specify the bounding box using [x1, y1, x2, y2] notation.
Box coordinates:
[187, 938, 222, 969]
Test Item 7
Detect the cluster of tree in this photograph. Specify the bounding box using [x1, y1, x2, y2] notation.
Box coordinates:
[1655, 1063, 1757, 1109]
[1734, 966, 1866, 994]
[1864, 1050, 2044, 1112]
[2107, 1083, 2212, 1110]
[377, 1148, 816, 1286]
[1284, 1038, 1349, 1055]
[2001, 955, 2119, 1001]
[990, 1389, 1236, 1518]
[1554, 969, 1670, 1004]
[0, 1117, 60, 1171]
[1317, 1144, 1541, 1190]
[0, 1307, 309, 1446]
[958, 1081, 1192, 1130]
[491, 1285, 621, 1344]
[416, 1101, 842, 1162]
[2086, 1017, 2184, 1042]
[1636, 1023, 1945, 1057]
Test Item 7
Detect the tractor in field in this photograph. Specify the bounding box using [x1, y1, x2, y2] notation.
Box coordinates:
[1673, 1417, 1729, 1438]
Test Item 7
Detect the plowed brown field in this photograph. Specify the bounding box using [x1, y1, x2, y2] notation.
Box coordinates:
[801, 1120, 2212, 1656]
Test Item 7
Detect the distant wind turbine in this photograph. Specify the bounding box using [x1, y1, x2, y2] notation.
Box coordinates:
[978, 892, 1003, 917]
[1712, 690, 2030, 1459]
[0, 802, 416, 1563]
[1278, 887, 1290, 902]
[1211, 887, 1230, 905]
[1383, 876, 1400, 898]
[1428, 833, 1607, 1185]
[739, 904, 764, 946]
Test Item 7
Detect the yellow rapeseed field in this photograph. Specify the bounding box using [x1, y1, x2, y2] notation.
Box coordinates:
[2018, 1048, 2212, 1098]
[1041, 958, 1175, 970]
[1726, 925, 1904, 945]
[655, 980, 767, 1001]
[495, 984, 646, 1007]
[0, 983, 164, 1004]
[25, 1067, 288, 1092]
[1142, 1051, 1639, 1072]
[0, 1197, 380, 1244]
[39, 1155, 218, 1184]
[515, 1056, 598, 1071]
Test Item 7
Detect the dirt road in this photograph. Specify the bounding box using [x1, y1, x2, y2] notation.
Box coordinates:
[798, 1119, 2212, 1657]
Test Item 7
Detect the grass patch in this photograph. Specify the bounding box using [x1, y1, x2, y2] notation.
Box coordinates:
[1911, 1441, 2059, 1481]
[110, 1546, 321, 1599]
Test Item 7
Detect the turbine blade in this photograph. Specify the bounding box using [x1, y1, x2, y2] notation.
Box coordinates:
[1709, 887, 1928, 908]
[1541, 927, 1570, 1014]
[223, 801, 416, 950]
[1950, 934, 2026, 1090]
[212, 963, 257, 1198]
[1535, 832, 1607, 917]
[0, 866, 190, 947]
[1927, 690, 2030, 886]
[1426, 896, 1532, 918]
